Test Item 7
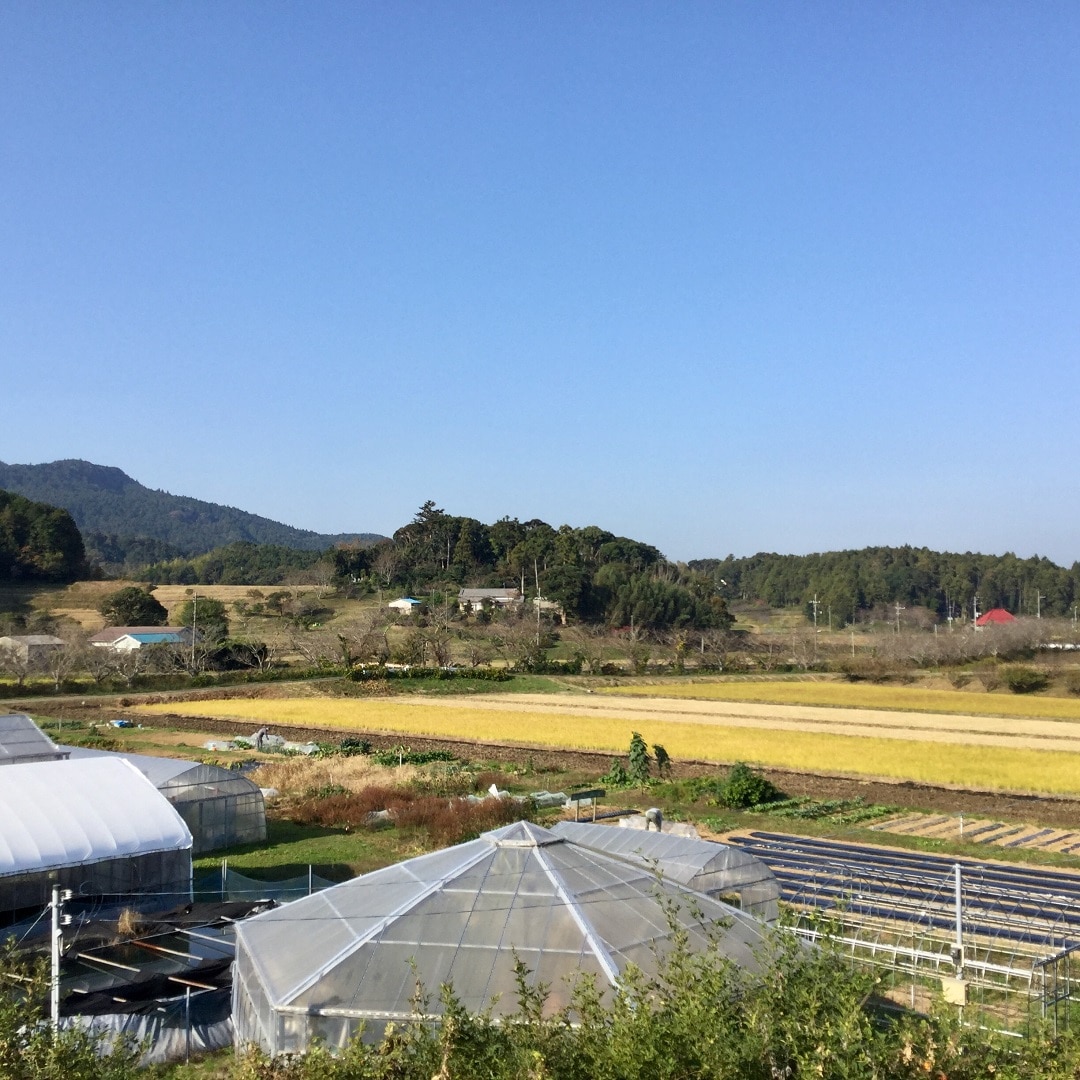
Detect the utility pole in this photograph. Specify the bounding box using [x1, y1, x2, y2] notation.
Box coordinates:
[1037, 592, 1046, 619]
[191, 589, 197, 669]
[972, 594, 980, 629]
[809, 594, 821, 632]
[894, 601, 905, 633]
[534, 559, 542, 647]
[51, 885, 72, 1030]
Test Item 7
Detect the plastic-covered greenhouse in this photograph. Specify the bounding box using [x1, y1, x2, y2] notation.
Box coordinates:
[0, 757, 192, 921]
[0, 712, 67, 765]
[66, 748, 266, 854]
[234, 820, 771, 1054]
[550, 820, 781, 922]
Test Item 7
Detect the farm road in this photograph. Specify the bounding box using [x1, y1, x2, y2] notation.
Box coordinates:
[399, 692, 1080, 753]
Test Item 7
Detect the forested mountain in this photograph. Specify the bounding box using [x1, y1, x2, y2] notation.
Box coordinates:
[0, 489, 86, 583]
[690, 547, 1080, 624]
[0, 460, 384, 561]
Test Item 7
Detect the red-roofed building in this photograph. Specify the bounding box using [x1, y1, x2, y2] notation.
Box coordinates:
[975, 608, 1016, 627]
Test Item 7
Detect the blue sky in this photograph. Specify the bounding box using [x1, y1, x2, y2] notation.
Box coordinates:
[3, 3, 1079, 564]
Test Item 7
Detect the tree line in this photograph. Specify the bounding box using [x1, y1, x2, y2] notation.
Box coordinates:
[691, 545, 1080, 625]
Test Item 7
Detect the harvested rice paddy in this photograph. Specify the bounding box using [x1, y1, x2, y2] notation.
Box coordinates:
[137, 693, 1080, 795]
[603, 680, 1080, 720]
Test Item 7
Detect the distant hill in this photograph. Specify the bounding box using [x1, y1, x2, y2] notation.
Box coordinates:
[0, 460, 384, 559]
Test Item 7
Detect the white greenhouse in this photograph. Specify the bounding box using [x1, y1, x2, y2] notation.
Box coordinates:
[550, 820, 781, 922]
[233, 820, 771, 1055]
[0, 757, 192, 920]
[65, 747, 267, 855]
[0, 712, 68, 765]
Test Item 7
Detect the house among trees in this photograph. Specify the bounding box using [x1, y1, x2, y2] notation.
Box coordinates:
[0, 635, 65, 663]
[458, 587, 522, 614]
[90, 626, 192, 651]
[975, 608, 1017, 627]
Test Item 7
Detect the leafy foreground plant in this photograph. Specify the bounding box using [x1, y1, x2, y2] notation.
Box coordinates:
[6, 926, 1080, 1079]
[0, 941, 141, 1080]
[226, 922, 1080, 1080]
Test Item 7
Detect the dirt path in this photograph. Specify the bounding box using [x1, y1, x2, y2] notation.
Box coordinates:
[399, 692, 1080, 752]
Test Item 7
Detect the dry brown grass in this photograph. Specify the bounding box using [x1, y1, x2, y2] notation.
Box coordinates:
[289, 785, 533, 846]
[250, 755, 421, 795]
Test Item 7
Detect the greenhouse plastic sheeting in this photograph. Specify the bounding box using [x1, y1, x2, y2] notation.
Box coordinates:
[194, 867, 337, 904]
[550, 820, 781, 922]
[62, 988, 232, 1065]
[0, 758, 192, 917]
[0, 712, 66, 765]
[65, 747, 267, 854]
[233, 820, 771, 1054]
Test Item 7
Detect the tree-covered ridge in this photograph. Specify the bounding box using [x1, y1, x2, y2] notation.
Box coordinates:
[0, 459, 384, 557]
[0, 489, 86, 582]
[333, 502, 732, 630]
[141, 541, 326, 585]
[691, 545, 1080, 624]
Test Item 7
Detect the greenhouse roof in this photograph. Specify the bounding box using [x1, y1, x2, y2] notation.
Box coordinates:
[0, 713, 67, 765]
[0, 758, 192, 878]
[64, 746, 202, 785]
[549, 820, 781, 922]
[235, 820, 769, 1026]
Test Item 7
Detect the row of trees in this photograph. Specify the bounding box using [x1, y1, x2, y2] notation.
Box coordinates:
[692, 545, 1080, 625]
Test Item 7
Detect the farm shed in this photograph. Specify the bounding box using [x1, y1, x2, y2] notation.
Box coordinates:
[550, 820, 781, 923]
[0, 634, 65, 662]
[387, 597, 421, 612]
[0, 757, 192, 921]
[233, 820, 770, 1054]
[65, 747, 267, 855]
[0, 712, 69, 765]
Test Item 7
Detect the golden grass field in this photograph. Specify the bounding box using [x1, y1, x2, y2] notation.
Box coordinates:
[604, 679, 1080, 720]
[136, 694, 1080, 795]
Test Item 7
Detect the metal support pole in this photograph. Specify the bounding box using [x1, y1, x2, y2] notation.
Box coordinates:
[50, 886, 71, 1032]
[50, 886, 61, 1031]
[185, 986, 192, 1063]
[954, 863, 963, 976]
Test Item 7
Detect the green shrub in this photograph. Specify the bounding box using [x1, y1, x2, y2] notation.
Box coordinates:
[1003, 665, 1048, 694]
[716, 762, 780, 808]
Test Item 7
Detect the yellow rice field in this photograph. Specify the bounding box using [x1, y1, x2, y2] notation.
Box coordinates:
[603, 680, 1080, 720]
[137, 697, 1080, 795]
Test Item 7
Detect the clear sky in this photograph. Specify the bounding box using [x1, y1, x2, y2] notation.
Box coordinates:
[3, 3, 1079, 564]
